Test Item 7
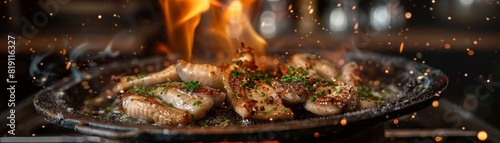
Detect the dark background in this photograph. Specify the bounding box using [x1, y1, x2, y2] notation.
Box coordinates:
[1, 0, 499, 137]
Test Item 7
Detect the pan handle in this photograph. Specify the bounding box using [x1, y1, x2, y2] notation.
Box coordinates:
[75, 123, 143, 139]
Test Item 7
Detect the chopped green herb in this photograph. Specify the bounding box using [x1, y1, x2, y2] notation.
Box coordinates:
[320, 90, 326, 96]
[137, 73, 148, 79]
[155, 83, 162, 88]
[235, 60, 243, 66]
[336, 87, 342, 94]
[164, 102, 174, 107]
[240, 81, 247, 87]
[165, 80, 173, 86]
[104, 106, 113, 114]
[359, 96, 367, 100]
[281, 76, 293, 82]
[261, 110, 270, 115]
[126, 77, 132, 82]
[417, 83, 424, 90]
[356, 87, 372, 97]
[193, 101, 202, 106]
[217, 119, 231, 124]
[311, 94, 318, 102]
[260, 92, 266, 97]
[127, 86, 146, 95]
[177, 94, 181, 97]
[180, 81, 201, 92]
[373, 97, 385, 105]
[147, 88, 155, 97]
[231, 70, 240, 78]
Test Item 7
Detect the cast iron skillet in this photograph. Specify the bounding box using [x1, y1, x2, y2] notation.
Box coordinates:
[33, 50, 448, 142]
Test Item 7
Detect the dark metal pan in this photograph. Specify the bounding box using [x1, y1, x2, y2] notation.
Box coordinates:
[33, 50, 448, 142]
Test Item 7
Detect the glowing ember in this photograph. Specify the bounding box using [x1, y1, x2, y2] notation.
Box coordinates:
[314, 132, 320, 137]
[444, 43, 451, 49]
[404, 12, 412, 19]
[393, 119, 399, 125]
[432, 100, 439, 108]
[399, 42, 404, 53]
[65, 62, 71, 70]
[468, 50, 474, 56]
[340, 118, 347, 126]
[435, 136, 442, 142]
[477, 131, 488, 141]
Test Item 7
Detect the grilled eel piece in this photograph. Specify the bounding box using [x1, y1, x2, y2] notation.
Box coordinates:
[120, 93, 191, 125]
[223, 64, 294, 121]
[120, 81, 225, 125]
[113, 65, 181, 93]
[154, 81, 226, 120]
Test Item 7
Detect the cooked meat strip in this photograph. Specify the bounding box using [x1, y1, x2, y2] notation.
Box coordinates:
[270, 80, 310, 105]
[113, 65, 180, 93]
[303, 83, 359, 116]
[120, 93, 190, 126]
[340, 62, 363, 87]
[154, 82, 226, 120]
[223, 64, 294, 121]
[176, 60, 225, 89]
[288, 53, 339, 80]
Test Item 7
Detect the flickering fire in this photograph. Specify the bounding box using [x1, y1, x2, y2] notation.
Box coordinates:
[159, 0, 266, 62]
[158, 0, 210, 61]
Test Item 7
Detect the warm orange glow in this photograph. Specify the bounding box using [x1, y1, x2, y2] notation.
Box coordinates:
[206, 0, 266, 63]
[159, 0, 210, 61]
[432, 100, 439, 108]
[477, 131, 488, 141]
[159, 0, 266, 63]
[314, 132, 320, 137]
[154, 42, 171, 56]
[435, 136, 442, 142]
[399, 42, 404, 53]
[340, 118, 347, 126]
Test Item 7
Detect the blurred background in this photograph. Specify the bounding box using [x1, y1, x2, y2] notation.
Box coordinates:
[1, 0, 499, 142]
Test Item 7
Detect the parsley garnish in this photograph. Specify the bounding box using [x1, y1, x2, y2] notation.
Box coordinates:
[166, 80, 173, 86]
[164, 102, 174, 107]
[127, 86, 146, 95]
[147, 88, 155, 97]
[137, 73, 148, 79]
[356, 87, 372, 97]
[104, 106, 113, 114]
[280, 66, 308, 83]
[231, 70, 240, 78]
[311, 94, 318, 102]
[193, 101, 202, 106]
[180, 81, 201, 92]
[417, 83, 424, 90]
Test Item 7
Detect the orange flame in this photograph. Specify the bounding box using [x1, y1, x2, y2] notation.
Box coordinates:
[159, 0, 210, 61]
[159, 0, 266, 62]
